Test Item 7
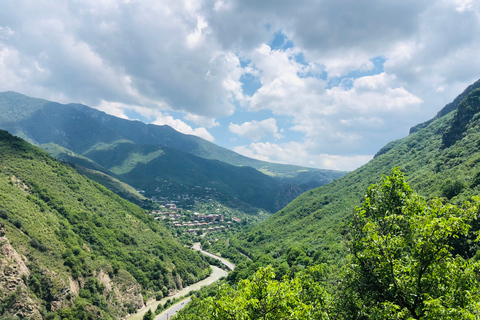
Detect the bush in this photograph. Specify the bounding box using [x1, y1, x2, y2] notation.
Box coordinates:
[12, 218, 22, 229]
[0, 208, 8, 219]
[442, 178, 464, 199]
[30, 238, 48, 252]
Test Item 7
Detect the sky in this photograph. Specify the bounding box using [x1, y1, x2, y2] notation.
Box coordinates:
[1, 0, 480, 171]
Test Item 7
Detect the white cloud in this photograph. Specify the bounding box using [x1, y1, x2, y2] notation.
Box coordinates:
[0, 26, 14, 39]
[234, 142, 373, 171]
[96, 101, 130, 119]
[229, 118, 282, 141]
[186, 16, 209, 48]
[184, 113, 219, 128]
[1, 0, 480, 171]
[453, 0, 479, 13]
[96, 100, 215, 142]
[245, 45, 423, 154]
[152, 114, 214, 142]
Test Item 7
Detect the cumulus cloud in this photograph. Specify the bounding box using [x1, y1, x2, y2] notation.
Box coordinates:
[0, 0, 243, 116]
[1, 0, 480, 170]
[229, 118, 283, 141]
[184, 113, 219, 128]
[96, 100, 215, 142]
[152, 114, 214, 142]
[234, 142, 373, 171]
[246, 46, 424, 154]
[0, 26, 14, 39]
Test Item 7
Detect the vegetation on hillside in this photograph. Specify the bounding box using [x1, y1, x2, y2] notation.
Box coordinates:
[0, 91, 345, 215]
[175, 169, 480, 319]
[0, 130, 210, 319]
[218, 84, 480, 282]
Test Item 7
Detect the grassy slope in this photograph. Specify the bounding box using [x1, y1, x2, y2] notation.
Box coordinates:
[0, 130, 210, 318]
[230, 85, 480, 271]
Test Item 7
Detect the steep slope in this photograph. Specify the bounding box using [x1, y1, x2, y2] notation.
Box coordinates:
[0, 130, 209, 319]
[229, 80, 480, 272]
[0, 92, 345, 213]
[82, 140, 281, 211]
[65, 102, 344, 182]
[409, 78, 480, 133]
[0, 91, 345, 187]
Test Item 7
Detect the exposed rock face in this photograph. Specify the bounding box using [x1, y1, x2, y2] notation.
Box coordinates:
[0, 221, 146, 319]
[442, 88, 480, 147]
[108, 269, 144, 318]
[0, 224, 42, 320]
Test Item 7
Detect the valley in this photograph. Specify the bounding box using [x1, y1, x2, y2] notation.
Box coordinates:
[1, 81, 480, 319]
[1, 2, 479, 319]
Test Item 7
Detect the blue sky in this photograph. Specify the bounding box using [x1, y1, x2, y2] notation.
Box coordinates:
[1, 0, 480, 170]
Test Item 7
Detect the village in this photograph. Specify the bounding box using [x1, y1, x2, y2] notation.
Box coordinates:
[142, 183, 223, 209]
[149, 203, 242, 235]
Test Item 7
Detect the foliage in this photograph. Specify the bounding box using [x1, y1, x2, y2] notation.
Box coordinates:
[342, 169, 480, 319]
[223, 81, 480, 282]
[178, 170, 480, 320]
[441, 178, 465, 199]
[142, 309, 154, 320]
[174, 265, 332, 320]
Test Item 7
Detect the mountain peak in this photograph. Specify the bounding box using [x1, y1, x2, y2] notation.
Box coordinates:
[410, 78, 480, 134]
[442, 87, 480, 148]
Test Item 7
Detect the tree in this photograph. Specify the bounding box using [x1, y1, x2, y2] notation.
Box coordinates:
[343, 168, 480, 319]
[174, 265, 332, 320]
[142, 309, 154, 320]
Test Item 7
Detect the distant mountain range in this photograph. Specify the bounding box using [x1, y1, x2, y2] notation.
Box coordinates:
[0, 92, 345, 214]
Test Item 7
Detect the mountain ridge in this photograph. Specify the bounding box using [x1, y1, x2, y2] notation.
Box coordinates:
[0, 91, 345, 213]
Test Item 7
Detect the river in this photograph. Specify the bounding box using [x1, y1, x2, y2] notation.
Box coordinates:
[127, 244, 234, 320]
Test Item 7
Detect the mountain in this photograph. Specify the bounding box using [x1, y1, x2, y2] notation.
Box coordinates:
[221, 79, 480, 278]
[0, 92, 345, 213]
[0, 130, 210, 319]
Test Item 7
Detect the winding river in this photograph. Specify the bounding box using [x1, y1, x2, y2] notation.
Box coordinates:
[127, 243, 234, 320]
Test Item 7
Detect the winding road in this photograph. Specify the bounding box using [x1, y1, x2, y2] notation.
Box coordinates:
[192, 242, 235, 271]
[127, 243, 234, 320]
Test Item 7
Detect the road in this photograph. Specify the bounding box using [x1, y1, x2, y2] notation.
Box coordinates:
[154, 298, 192, 320]
[192, 243, 235, 271]
[128, 244, 235, 320]
[127, 266, 227, 320]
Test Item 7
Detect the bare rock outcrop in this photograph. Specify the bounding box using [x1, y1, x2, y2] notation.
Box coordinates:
[0, 223, 42, 320]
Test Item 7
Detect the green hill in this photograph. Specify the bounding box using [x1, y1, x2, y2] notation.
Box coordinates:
[223, 79, 480, 278]
[0, 92, 345, 213]
[0, 130, 210, 319]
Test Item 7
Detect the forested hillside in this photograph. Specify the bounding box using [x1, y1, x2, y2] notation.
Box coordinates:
[0, 130, 210, 319]
[177, 169, 480, 319]
[176, 80, 480, 319]
[214, 80, 480, 280]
